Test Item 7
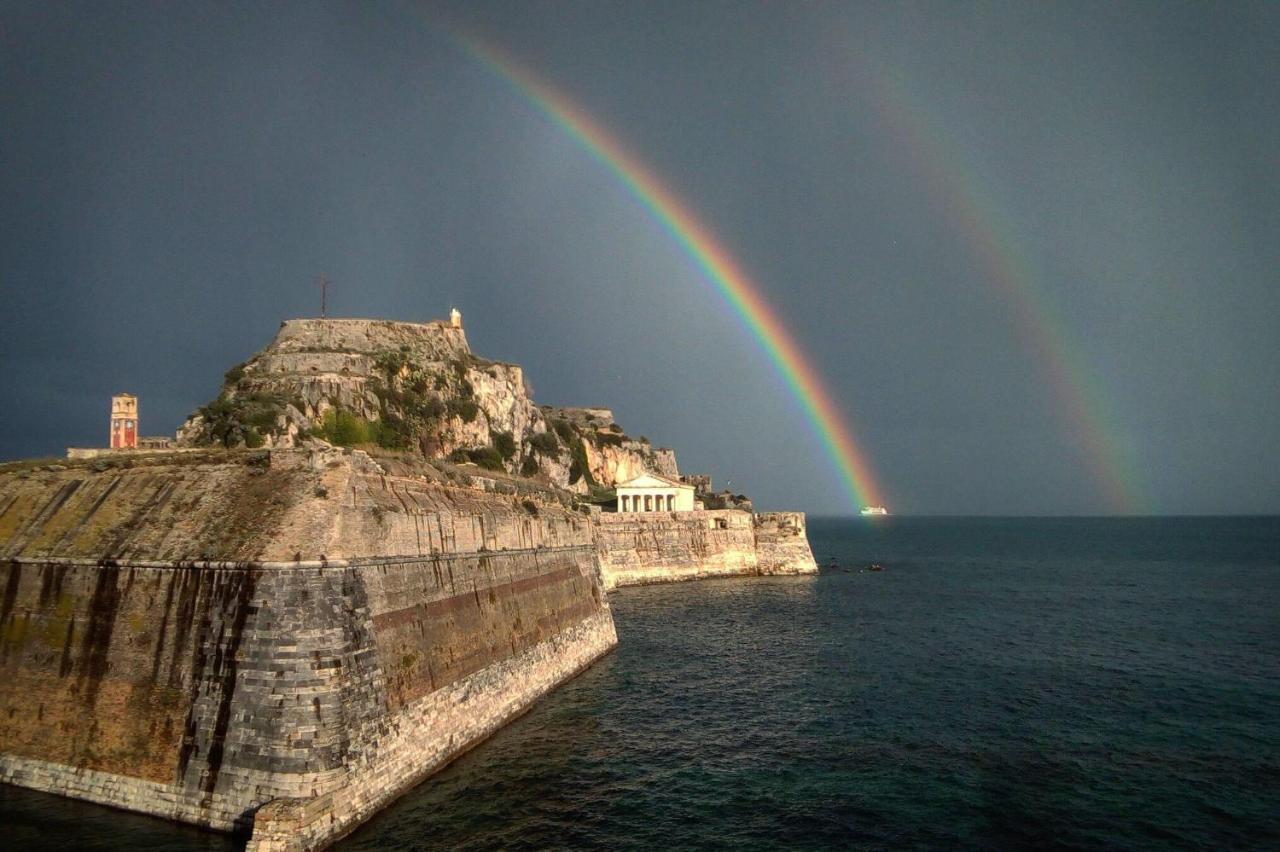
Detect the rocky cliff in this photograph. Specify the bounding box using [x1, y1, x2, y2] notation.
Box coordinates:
[178, 319, 676, 494]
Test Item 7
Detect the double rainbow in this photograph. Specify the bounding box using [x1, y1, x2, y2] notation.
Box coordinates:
[862, 62, 1140, 514]
[458, 36, 884, 511]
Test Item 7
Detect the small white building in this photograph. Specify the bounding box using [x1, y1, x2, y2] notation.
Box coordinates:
[616, 473, 696, 513]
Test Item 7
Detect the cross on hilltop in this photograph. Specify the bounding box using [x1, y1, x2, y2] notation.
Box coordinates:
[317, 274, 330, 318]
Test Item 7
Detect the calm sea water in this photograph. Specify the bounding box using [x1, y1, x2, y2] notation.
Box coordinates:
[4, 517, 1278, 850]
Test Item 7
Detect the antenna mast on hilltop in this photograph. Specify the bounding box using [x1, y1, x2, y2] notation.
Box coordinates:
[317, 274, 330, 318]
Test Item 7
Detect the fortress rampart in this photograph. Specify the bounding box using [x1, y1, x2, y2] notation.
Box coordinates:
[0, 449, 615, 849]
[593, 509, 817, 590]
[1, 317, 821, 847]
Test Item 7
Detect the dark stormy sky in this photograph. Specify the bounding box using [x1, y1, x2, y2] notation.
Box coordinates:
[2, 1, 1277, 515]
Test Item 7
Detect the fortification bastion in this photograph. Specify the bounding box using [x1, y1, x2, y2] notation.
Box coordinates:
[0, 447, 616, 849]
[1, 315, 819, 848]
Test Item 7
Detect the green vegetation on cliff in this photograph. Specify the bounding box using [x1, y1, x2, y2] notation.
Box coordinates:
[311, 410, 404, 449]
[196, 392, 288, 449]
[528, 432, 559, 455]
[449, 446, 505, 471]
[178, 319, 680, 493]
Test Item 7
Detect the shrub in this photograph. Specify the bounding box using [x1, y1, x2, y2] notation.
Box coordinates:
[243, 398, 283, 432]
[528, 432, 559, 454]
[521, 499, 539, 515]
[197, 392, 284, 448]
[374, 350, 410, 378]
[223, 363, 246, 386]
[371, 416, 410, 449]
[410, 396, 445, 421]
[197, 395, 238, 447]
[520, 455, 540, 477]
[492, 431, 517, 460]
[551, 418, 575, 443]
[448, 399, 479, 423]
[409, 375, 432, 396]
[568, 437, 595, 486]
[466, 446, 505, 471]
[316, 410, 371, 447]
[595, 431, 624, 448]
[588, 485, 617, 503]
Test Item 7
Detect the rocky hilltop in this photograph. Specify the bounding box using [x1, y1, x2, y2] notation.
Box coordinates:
[178, 318, 677, 494]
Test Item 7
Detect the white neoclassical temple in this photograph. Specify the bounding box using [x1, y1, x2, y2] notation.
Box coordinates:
[616, 473, 696, 513]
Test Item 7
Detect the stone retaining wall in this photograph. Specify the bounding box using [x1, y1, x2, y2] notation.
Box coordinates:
[0, 450, 616, 849]
[592, 509, 816, 589]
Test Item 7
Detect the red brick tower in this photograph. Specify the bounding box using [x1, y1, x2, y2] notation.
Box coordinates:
[110, 394, 138, 449]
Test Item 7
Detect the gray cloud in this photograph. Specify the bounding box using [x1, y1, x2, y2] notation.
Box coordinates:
[2, 1, 1276, 515]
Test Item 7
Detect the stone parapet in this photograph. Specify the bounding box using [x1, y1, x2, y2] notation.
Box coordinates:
[65, 446, 203, 460]
[270, 318, 470, 361]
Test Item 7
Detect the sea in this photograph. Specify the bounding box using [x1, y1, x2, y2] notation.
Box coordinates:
[3, 516, 1278, 850]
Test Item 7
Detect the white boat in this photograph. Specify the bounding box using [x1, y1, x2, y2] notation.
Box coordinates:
[860, 506, 889, 516]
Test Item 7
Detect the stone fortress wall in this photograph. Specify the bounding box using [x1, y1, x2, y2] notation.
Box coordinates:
[593, 509, 817, 590]
[0, 448, 615, 850]
[1, 316, 820, 849]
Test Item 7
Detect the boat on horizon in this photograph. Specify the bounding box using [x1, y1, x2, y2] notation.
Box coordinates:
[860, 506, 889, 516]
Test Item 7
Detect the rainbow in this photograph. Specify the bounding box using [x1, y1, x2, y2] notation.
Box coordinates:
[455, 35, 884, 511]
[862, 62, 1140, 513]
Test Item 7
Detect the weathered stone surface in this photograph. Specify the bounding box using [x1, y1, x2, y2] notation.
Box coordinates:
[177, 318, 678, 491]
[270, 318, 470, 361]
[1, 315, 824, 848]
[593, 510, 817, 589]
[753, 512, 819, 576]
[0, 449, 616, 850]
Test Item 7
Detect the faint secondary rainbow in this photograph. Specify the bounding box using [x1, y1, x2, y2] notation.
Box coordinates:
[456, 34, 884, 510]
[860, 62, 1141, 514]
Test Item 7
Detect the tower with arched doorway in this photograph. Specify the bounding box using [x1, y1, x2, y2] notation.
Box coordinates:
[110, 394, 138, 449]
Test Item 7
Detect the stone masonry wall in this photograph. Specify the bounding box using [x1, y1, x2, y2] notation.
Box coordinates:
[0, 450, 616, 849]
[592, 509, 817, 590]
[753, 512, 819, 576]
